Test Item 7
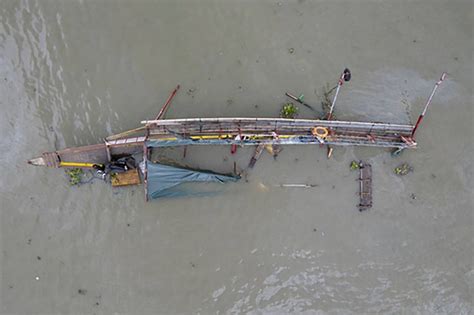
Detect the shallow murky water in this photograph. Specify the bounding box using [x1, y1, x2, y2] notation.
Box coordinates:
[1, 0, 472, 314]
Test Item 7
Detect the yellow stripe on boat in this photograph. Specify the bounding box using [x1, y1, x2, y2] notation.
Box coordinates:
[59, 162, 98, 168]
[156, 134, 297, 141]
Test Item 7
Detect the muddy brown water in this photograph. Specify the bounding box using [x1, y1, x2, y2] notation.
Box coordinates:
[1, 1, 472, 314]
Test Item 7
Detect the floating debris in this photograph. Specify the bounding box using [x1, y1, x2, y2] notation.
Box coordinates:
[257, 182, 269, 192]
[65, 168, 83, 186]
[248, 144, 265, 168]
[315, 83, 338, 119]
[288, 48, 295, 54]
[394, 163, 413, 176]
[358, 161, 372, 211]
[391, 147, 404, 157]
[78, 289, 87, 295]
[280, 103, 298, 118]
[264, 145, 274, 155]
[275, 183, 318, 188]
[327, 146, 333, 158]
[350, 160, 360, 171]
[265, 144, 282, 160]
[285, 92, 320, 116]
[65, 168, 106, 186]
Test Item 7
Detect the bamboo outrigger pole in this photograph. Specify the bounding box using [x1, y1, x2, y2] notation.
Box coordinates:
[411, 73, 447, 139]
[155, 85, 180, 120]
[326, 68, 350, 158]
[105, 126, 146, 141]
[143, 126, 150, 202]
[105, 85, 180, 141]
[327, 68, 351, 120]
[144, 84, 180, 201]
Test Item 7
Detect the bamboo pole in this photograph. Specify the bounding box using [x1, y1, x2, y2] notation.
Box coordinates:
[327, 68, 351, 120]
[105, 126, 146, 141]
[155, 85, 180, 120]
[274, 184, 318, 188]
[141, 117, 413, 133]
[105, 85, 180, 141]
[411, 73, 447, 138]
[143, 127, 150, 202]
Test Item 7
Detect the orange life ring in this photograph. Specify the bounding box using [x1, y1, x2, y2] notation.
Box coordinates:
[312, 126, 329, 138]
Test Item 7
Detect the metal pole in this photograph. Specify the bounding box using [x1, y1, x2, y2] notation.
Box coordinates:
[411, 72, 447, 138]
[327, 68, 351, 120]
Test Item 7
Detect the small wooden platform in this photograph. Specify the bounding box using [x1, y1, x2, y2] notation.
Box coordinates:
[111, 169, 141, 187]
[358, 162, 372, 211]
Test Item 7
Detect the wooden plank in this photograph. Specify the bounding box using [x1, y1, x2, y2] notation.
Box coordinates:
[111, 169, 141, 187]
[248, 143, 265, 168]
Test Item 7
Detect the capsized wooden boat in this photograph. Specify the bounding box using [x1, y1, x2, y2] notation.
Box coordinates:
[27, 72, 447, 202]
[29, 72, 449, 168]
[28, 117, 417, 168]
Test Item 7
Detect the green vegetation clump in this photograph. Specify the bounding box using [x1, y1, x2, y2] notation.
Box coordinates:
[350, 160, 360, 171]
[65, 168, 84, 186]
[394, 163, 413, 176]
[280, 103, 299, 119]
[316, 83, 337, 120]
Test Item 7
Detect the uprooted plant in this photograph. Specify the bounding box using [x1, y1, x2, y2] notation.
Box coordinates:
[65, 168, 84, 186]
[280, 103, 299, 119]
[315, 83, 338, 119]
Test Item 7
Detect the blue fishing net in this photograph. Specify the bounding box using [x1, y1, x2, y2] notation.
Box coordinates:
[146, 161, 240, 200]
